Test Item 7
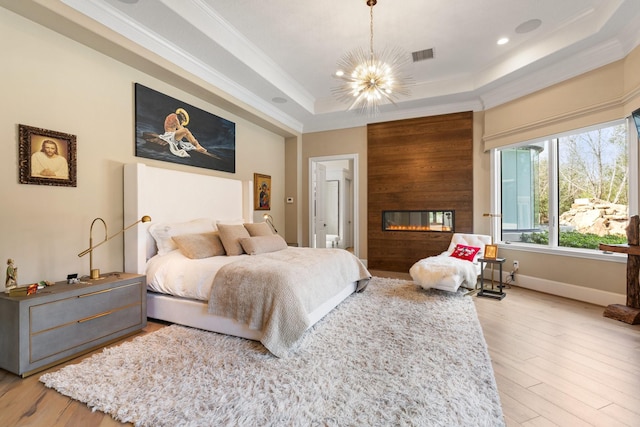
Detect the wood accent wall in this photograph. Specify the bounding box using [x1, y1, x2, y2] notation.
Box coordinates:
[367, 112, 474, 272]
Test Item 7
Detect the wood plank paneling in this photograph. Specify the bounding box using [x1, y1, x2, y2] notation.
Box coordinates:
[367, 112, 474, 272]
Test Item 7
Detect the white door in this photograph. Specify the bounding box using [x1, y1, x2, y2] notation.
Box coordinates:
[309, 155, 359, 256]
[312, 162, 327, 248]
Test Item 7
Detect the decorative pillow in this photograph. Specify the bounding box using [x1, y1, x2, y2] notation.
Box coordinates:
[243, 222, 273, 236]
[240, 235, 288, 255]
[148, 218, 215, 256]
[172, 231, 226, 259]
[214, 218, 245, 230]
[449, 244, 481, 262]
[216, 223, 251, 256]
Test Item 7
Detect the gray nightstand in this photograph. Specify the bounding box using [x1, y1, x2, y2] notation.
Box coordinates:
[0, 272, 146, 377]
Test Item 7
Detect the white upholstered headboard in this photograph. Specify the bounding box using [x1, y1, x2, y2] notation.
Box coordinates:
[124, 163, 252, 274]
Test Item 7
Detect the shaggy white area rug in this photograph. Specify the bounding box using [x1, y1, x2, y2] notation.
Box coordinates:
[40, 277, 504, 427]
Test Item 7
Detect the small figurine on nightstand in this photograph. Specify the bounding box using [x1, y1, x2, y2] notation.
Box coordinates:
[5, 258, 18, 291]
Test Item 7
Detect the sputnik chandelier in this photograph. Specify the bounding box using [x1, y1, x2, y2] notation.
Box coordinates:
[333, 0, 411, 115]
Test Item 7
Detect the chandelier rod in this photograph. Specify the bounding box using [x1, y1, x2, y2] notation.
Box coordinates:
[368, 0, 376, 59]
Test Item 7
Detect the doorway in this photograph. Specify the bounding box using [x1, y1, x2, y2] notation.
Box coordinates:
[309, 154, 359, 257]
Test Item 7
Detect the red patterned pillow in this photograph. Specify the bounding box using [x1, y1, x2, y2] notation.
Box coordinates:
[450, 244, 481, 262]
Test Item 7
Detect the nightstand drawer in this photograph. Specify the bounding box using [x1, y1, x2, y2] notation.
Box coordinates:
[30, 281, 143, 333]
[30, 303, 142, 363]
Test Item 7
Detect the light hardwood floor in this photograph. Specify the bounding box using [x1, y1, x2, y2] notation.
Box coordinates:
[1, 273, 639, 426]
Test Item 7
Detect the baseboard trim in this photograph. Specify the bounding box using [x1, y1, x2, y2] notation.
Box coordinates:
[503, 273, 626, 307]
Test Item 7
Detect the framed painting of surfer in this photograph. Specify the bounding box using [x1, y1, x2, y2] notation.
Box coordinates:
[18, 124, 77, 187]
[134, 83, 236, 173]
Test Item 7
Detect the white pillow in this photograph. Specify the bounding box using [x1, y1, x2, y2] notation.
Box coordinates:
[149, 218, 215, 256]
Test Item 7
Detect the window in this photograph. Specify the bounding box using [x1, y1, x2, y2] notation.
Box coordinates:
[496, 119, 634, 251]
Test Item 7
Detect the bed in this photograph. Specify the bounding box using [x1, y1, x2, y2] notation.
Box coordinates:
[409, 233, 492, 292]
[123, 163, 370, 357]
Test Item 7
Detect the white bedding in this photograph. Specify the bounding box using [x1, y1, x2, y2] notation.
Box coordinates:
[146, 250, 249, 300]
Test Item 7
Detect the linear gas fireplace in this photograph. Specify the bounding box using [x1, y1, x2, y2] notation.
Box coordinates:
[383, 210, 454, 232]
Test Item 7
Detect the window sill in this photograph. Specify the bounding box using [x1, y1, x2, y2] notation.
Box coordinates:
[498, 241, 627, 264]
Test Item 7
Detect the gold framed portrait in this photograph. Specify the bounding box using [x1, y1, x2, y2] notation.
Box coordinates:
[254, 173, 271, 210]
[19, 124, 77, 187]
[484, 244, 498, 259]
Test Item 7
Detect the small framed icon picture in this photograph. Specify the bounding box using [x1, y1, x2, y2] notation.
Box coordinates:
[484, 244, 498, 259]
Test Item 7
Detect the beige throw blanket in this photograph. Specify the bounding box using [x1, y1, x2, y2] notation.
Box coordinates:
[208, 247, 371, 357]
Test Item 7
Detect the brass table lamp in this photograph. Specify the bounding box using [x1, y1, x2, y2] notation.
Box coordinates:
[78, 215, 151, 279]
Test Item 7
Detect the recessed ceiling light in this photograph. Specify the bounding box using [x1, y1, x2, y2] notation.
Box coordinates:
[272, 97, 287, 104]
[497, 37, 509, 45]
[516, 19, 542, 34]
[117, 0, 139, 4]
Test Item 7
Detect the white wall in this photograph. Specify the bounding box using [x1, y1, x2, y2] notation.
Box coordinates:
[0, 7, 284, 287]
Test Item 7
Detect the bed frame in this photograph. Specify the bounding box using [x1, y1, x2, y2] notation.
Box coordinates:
[123, 162, 356, 341]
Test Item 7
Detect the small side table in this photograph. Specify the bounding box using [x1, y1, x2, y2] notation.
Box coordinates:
[477, 258, 506, 300]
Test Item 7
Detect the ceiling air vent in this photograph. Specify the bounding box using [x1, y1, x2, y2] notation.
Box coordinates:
[412, 48, 434, 63]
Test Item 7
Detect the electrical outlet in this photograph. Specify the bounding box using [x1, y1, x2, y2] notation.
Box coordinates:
[513, 260, 519, 270]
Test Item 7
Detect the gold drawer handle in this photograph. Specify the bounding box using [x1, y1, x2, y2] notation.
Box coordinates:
[78, 288, 113, 298]
[77, 282, 139, 298]
[78, 310, 112, 323]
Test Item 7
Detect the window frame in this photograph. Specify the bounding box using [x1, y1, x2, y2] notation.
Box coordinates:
[490, 117, 638, 262]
